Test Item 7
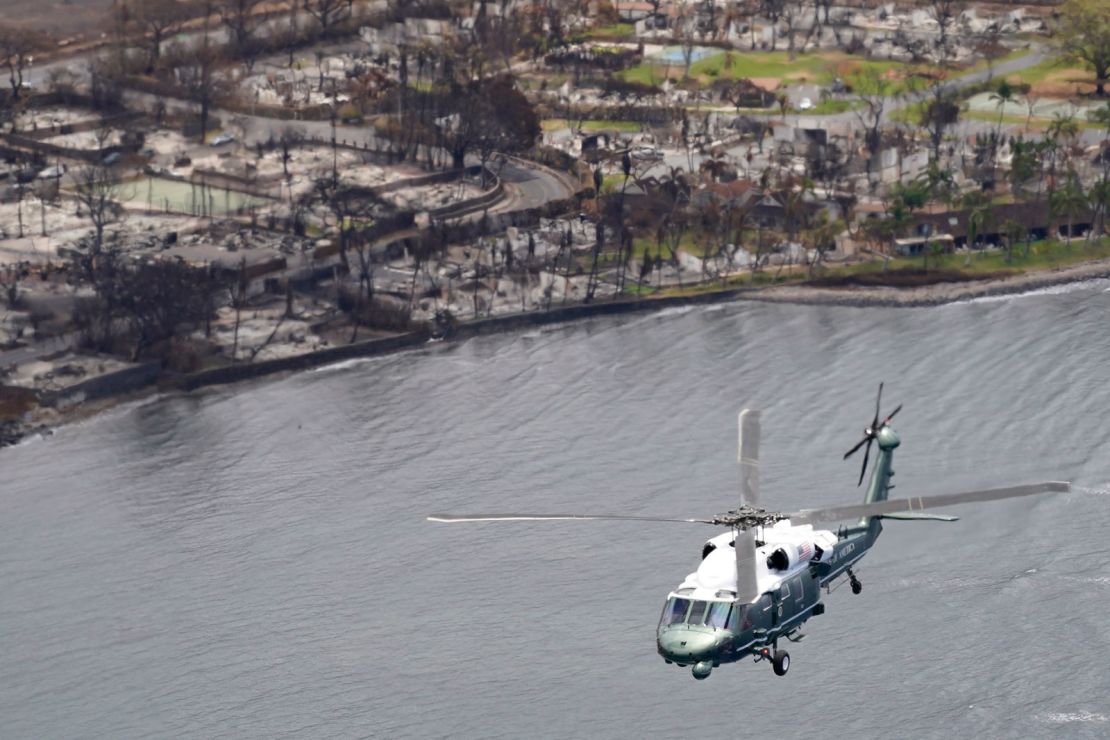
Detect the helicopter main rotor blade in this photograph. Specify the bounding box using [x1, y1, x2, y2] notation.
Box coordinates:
[786, 481, 1070, 525]
[733, 526, 760, 604]
[427, 513, 715, 524]
[738, 408, 761, 508]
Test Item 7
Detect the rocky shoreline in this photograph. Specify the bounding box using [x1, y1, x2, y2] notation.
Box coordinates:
[0, 419, 52, 450]
[751, 259, 1110, 308]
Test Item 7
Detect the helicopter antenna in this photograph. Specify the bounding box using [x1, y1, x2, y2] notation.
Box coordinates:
[843, 382, 902, 486]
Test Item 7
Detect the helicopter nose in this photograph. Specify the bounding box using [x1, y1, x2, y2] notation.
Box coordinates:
[657, 630, 718, 663]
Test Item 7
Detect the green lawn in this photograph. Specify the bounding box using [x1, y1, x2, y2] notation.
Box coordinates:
[622, 237, 1110, 297]
[600, 174, 630, 194]
[1001, 55, 1073, 85]
[632, 233, 719, 261]
[890, 101, 926, 125]
[622, 50, 929, 97]
[541, 119, 642, 133]
[815, 237, 1110, 278]
[584, 23, 635, 39]
[799, 99, 860, 115]
[963, 109, 1105, 130]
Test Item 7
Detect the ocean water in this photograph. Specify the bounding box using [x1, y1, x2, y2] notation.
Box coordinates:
[3, 283, 1110, 738]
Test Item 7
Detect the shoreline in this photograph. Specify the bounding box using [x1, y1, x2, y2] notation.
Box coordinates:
[6, 257, 1110, 449]
[745, 258, 1110, 308]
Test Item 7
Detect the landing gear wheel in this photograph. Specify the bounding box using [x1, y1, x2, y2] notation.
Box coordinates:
[851, 579, 862, 595]
[772, 650, 790, 676]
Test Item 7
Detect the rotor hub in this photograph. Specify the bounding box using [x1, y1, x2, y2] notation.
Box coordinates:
[711, 504, 787, 529]
[877, 425, 900, 449]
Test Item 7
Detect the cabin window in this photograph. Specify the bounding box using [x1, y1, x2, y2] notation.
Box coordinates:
[688, 600, 708, 625]
[660, 597, 691, 626]
[705, 602, 732, 629]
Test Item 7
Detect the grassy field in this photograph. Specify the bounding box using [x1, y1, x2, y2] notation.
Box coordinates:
[622, 237, 1110, 296]
[540, 119, 642, 133]
[799, 99, 860, 115]
[962, 110, 1106, 131]
[1, 0, 113, 36]
[583, 23, 636, 40]
[621, 50, 933, 97]
[1002, 56, 1099, 96]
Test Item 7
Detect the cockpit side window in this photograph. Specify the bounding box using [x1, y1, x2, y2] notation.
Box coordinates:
[660, 597, 691, 626]
[726, 604, 749, 631]
[705, 602, 732, 629]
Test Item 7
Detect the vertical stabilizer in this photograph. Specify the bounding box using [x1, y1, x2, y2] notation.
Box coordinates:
[859, 426, 901, 531]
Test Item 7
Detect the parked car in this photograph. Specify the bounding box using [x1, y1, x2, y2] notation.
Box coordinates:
[631, 146, 663, 161]
[102, 152, 121, 166]
[37, 164, 67, 180]
[798, 97, 814, 111]
[209, 133, 236, 147]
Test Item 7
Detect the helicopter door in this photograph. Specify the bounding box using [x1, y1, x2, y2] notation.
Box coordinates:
[792, 575, 806, 613]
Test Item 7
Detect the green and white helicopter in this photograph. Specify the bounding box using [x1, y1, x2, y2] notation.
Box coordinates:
[429, 385, 1069, 680]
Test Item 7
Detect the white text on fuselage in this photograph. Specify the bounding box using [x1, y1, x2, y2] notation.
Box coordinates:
[829, 542, 856, 564]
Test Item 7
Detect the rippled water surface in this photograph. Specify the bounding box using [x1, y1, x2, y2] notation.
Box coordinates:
[4, 286, 1110, 738]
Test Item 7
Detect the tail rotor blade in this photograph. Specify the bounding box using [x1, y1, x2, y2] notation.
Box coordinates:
[857, 438, 872, 486]
[844, 435, 868, 459]
[873, 382, 883, 428]
[883, 404, 903, 426]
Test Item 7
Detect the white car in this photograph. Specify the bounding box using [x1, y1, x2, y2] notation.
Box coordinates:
[798, 97, 814, 111]
[209, 133, 236, 147]
[37, 164, 67, 179]
[631, 146, 663, 161]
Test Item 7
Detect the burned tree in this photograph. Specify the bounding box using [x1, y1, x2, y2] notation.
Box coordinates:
[125, 0, 193, 73]
[219, 0, 265, 51]
[0, 25, 46, 101]
[70, 164, 124, 256]
[178, 45, 231, 143]
[302, 0, 354, 36]
[434, 75, 539, 172]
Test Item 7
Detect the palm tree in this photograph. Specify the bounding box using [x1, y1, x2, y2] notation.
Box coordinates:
[1088, 178, 1110, 239]
[1001, 218, 1026, 263]
[1090, 102, 1110, 138]
[988, 80, 1016, 144]
[961, 191, 992, 254]
[1049, 175, 1088, 242]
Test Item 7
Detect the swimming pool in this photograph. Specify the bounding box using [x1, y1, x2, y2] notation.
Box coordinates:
[119, 177, 270, 216]
[648, 46, 718, 65]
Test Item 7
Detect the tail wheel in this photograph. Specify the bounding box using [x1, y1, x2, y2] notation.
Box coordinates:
[772, 650, 790, 676]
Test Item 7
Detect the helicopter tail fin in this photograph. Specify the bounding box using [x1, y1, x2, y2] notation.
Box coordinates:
[862, 442, 896, 506]
[857, 438, 898, 540]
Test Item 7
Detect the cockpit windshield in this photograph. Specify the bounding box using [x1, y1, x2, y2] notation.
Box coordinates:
[660, 597, 691, 626]
[659, 598, 736, 629]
